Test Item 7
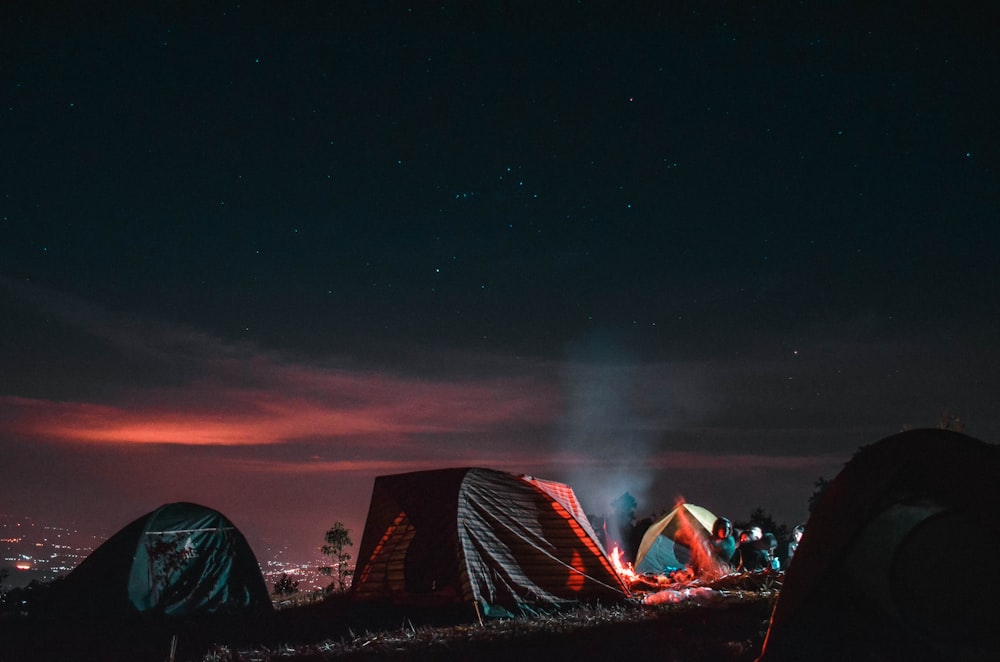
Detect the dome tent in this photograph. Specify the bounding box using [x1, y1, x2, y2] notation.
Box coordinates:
[634, 502, 718, 575]
[56, 502, 271, 619]
[758, 429, 1000, 662]
[351, 467, 629, 617]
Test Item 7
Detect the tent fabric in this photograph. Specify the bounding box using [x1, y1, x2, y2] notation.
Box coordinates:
[634, 502, 717, 574]
[757, 429, 1000, 662]
[352, 468, 629, 616]
[56, 502, 271, 619]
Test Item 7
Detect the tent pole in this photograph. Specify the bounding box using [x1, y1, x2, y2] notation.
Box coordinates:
[472, 600, 484, 626]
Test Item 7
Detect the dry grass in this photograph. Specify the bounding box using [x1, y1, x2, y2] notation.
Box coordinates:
[1, 572, 779, 662]
[206, 598, 774, 662]
[204, 572, 779, 662]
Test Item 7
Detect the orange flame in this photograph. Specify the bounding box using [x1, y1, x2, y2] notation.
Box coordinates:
[609, 544, 640, 584]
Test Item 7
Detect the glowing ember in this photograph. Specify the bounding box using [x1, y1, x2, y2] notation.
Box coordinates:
[14, 562, 32, 571]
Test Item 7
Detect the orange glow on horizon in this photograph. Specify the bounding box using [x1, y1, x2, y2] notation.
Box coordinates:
[0, 368, 560, 446]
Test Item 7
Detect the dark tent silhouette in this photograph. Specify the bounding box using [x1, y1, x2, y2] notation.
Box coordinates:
[634, 502, 718, 575]
[351, 467, 630, 617]
[758, 429, 1000, 662]
[55, 502, 271, 619]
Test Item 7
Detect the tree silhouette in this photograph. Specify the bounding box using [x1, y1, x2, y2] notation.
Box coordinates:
[272, 572, 299, 597]
[319, 521, 353, 593]
[611, 492, 637, 524]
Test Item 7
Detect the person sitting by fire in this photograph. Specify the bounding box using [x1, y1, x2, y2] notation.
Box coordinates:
[741, 531, 779, 571]
[732, 525, 761, 570]
[782, 523, 805, 567]
[709, 516, 737, 566]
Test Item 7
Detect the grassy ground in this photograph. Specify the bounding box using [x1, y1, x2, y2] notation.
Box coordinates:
[2, 575, 779, 662]
[208, 594, 776, 662]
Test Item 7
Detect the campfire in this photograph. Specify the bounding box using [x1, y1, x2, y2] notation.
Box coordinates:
[609, 543, 701, 591]
[611, 542, 783, 616]
[609, 544, 640, 584]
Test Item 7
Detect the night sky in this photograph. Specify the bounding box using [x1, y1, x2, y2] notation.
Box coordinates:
[3, 1, 999, 564]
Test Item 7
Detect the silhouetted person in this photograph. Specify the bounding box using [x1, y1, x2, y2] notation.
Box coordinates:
[709, 517, 737, 566]
[740, 531, 777, 571]
[782, 524, 805, 568]
[734, 525, 763, 570]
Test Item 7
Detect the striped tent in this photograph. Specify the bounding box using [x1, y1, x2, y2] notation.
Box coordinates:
[351, 467, 629, 617]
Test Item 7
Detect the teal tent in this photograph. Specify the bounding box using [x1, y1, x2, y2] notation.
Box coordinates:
[352, 468, 629, 617]
[634, 502, 718, 575]
[57, 502, 271, 619]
